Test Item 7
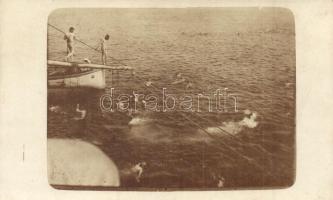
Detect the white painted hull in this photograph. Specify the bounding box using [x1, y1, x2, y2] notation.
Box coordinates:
[48, 69, 106, 89]
[48, 138, 120, 187]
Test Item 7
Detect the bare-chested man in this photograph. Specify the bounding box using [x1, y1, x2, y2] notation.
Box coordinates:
[64, 27, 76, 62]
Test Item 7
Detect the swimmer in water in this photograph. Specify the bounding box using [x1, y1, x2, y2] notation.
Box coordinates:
[49, 105, 67, 115]
[217, 176, 225, 188]
[175, 72, 182, 79]
[74, 104, 86, 120]
[49, 105, 61, 113]
[131, 161, 146, 182]
[73, 104, 87, 136]
[117, 102, 126, 110]
[145, 79, 153, 87]
[64, 27, 77, 62]
[172, 72, 186, 85]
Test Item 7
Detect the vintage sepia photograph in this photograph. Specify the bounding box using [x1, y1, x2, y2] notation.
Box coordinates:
[47, 8, 296, 190]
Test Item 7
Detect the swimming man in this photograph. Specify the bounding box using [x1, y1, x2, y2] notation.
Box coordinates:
[131, 161, 146, 182]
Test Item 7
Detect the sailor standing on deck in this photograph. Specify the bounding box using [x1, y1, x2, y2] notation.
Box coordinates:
[64, 27, 77, 62]
[96, 34, 110, 65]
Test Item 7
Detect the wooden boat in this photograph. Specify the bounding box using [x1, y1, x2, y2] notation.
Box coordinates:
[47, 60, 132, 89]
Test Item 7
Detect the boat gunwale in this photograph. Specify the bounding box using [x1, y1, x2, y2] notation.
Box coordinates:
[48, 68, 103, 80]
[47, 60, 132, 70]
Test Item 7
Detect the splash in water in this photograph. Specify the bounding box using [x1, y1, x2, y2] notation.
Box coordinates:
[49, 105, 67, 114]
[128, 117, 152, 126]
[205, 111, 259, 135]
